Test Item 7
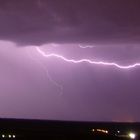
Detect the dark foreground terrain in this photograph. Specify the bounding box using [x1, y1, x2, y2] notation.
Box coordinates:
[0, 119, 139, 140]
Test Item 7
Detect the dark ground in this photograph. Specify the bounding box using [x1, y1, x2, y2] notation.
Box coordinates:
[0, 119, 140, 140]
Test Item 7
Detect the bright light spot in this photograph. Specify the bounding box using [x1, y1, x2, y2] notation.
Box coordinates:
[92, 129, 95, 132]
[2, 135, 5, 138]
[13, 135, 16, 138]
[117, 131, 120, 133]
[129, 133, 136, 139]
[9, 135, 12, 138]
[106, 130, 108, 134]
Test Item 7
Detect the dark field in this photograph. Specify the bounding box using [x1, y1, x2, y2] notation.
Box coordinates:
[0, 119, 139, 140]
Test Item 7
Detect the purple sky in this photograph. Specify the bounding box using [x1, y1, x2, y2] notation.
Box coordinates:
[0, 0, 140, 122]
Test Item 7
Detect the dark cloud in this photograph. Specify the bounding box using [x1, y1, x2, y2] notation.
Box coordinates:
[0, 0, 140, 45]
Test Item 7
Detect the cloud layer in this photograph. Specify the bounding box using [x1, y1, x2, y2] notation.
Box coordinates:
[0, 0, 140, 45]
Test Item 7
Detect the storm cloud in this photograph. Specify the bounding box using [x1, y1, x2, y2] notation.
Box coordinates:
[0, 0, 140, 45]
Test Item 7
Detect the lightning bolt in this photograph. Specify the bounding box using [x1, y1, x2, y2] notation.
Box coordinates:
[79, 44, 95, 49]
[36, 47, 140, 69]
[26, 47, 63, 95]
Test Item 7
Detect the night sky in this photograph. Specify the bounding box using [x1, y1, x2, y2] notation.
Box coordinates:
[0, 0, 140, 122]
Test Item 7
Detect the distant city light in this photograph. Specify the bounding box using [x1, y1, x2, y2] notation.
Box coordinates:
[1, 134, 16, 139]
[106, 130, 108, 133]
[117, 130, 120, 133]
[94, 129, 108, 134]
[129, 132, 136, 139]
